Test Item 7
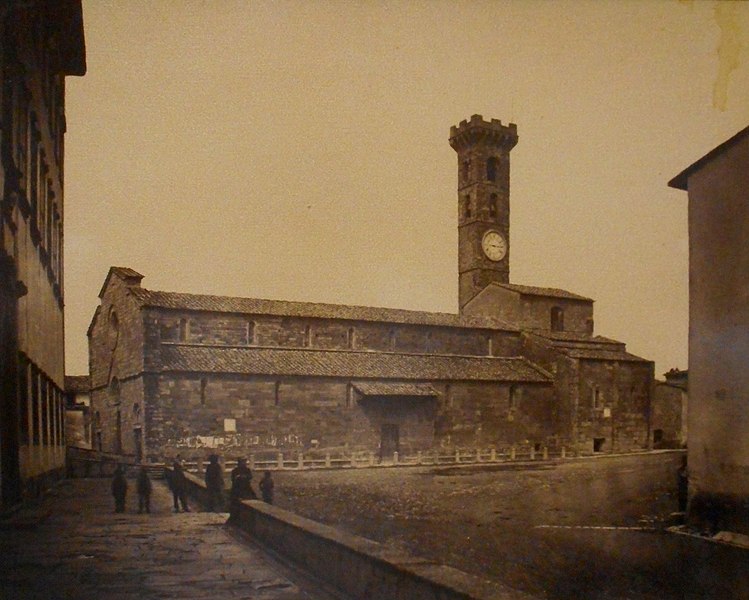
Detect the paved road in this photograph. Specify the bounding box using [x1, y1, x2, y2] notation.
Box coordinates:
[0, 478, 335, 600]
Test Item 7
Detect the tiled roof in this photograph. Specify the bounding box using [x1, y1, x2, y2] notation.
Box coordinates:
[489, 283, 593, 302]
[562, 348, 650, 363]
[353, 382, 438, 397]
[65, 375, 90, 393]
[99, 266, 144, 298]
[132, 288, 517, 331]
[158, 345, 552, 383]
[529, 330, 621, 345]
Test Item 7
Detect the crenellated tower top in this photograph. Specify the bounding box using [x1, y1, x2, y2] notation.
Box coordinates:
[449, 114, 518, 153]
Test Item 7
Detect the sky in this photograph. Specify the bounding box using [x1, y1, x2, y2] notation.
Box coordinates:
[63, 0, 749, 376]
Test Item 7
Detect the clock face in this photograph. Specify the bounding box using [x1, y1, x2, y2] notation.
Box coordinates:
[482, 230, 507, 262]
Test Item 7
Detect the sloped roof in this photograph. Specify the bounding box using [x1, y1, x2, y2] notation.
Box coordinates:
[488, 283, 593, 302]
[98, 267, 144, 298]
[562, 348, 650, 363]
[158, 345, 552, 383]
[529, 330, 621, 345]
[669, 125, 749, 190]
[131, 288, 516, 331]
[353, 382, 438, 397]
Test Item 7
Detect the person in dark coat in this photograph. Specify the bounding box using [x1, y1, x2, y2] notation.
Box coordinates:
[136, 466, 152, 514]
[169, 460, 190, 512]
[229, 458, 255, 520]
[677, 455, 689, 513]
[112, 466, 128, 513]
[204, 454, 224, 512]
[259, 470, 274, 505]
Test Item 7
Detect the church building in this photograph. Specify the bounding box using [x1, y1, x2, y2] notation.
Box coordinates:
[88, 116, 653, 463]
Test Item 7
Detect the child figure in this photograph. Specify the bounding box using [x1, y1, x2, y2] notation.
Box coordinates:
[137, 466, 152, 514]
[259, 470, 274, 504]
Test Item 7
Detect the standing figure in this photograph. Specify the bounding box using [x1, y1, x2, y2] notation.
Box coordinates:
[259, 470, 274, 505]
[112, 465, 128, 513]
[230, 458, 255, 499]
[677, 455, 689, 513]
[204, 454, 224, 512]
[137, 466, 152, 514]
[169, 460, 190, 512]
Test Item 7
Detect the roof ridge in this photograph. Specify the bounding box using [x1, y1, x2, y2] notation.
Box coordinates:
[137, 287, 517, 330]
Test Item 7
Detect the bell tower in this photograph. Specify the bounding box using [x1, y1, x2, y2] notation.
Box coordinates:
[450, 115, 518, 310]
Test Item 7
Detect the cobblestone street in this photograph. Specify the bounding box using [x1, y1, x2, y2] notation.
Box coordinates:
[0, 478, 333, 600]
[275, 452, 749, 599]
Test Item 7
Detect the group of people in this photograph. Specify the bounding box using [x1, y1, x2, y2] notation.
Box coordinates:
[111, 455, 275, 514]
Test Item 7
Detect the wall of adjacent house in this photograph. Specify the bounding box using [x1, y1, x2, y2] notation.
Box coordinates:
[685, 131, 749, 532]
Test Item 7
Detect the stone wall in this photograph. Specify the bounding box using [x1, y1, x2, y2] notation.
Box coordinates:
[150, 310, 521, 358]
[146, 373, 555, 459]
[575, 359, 653, 454]
[463, 284, 594, 334]
[652, 383, 686, 448]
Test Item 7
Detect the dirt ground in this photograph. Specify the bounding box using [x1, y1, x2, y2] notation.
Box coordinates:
[271, 452, 748, 599]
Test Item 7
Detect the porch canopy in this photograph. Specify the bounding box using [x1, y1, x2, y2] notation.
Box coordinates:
[353, 382, 438, 399]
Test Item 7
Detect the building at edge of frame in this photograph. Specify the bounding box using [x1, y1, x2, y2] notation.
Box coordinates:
[0, 0, 86, 508]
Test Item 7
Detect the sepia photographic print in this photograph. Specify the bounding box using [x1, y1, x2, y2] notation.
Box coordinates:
[1, 1, 749, 598]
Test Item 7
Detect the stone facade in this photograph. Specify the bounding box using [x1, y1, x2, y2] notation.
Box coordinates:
[670, 125, 749, 533]
[0, 1, 85, 507]
[652, 369, 687, 449]
[89, 115, 654, 464]
[89, 268, 555, 460]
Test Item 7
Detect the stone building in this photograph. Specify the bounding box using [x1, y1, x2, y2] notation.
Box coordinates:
[64, 375, 91, 450]
[0, 1, 85, 507]
[652, 369, 687, 449]
[89, 115, 653, 462]
[669, 124, 749, 533]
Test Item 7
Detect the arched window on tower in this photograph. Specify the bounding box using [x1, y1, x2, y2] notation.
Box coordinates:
[463, 195, 471, 219]
[550, 306, 565, 332]
[486, 157, 498, 182]
[489, 193, 498, 219]
[461, 159, 470, 182]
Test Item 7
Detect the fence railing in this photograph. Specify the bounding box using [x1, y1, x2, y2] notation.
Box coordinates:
[68, 445, 675, 478]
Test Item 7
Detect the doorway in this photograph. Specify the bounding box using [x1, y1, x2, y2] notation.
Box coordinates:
[380, 424, 400, 459]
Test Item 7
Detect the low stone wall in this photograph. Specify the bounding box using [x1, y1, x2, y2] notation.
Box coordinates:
[233, 499, 532, 600]
[167, 465, 530, 598]
[163, 467, 227, 511]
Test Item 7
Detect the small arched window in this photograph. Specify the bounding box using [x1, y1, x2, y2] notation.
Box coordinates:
[200, 378, 207, 405]
[347, 327, 355, 349]
[247, 321, 255, 345]
[109, 378, 121, 404]
[461, 159, 470, 182]
[179, 318, 188, 342]
[133, 403, 141, 419]
[551, 306, 564, 332]
[486, 157, 498, 182]
[463, 195, 471, 219]
[489, 193, 498, 218]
